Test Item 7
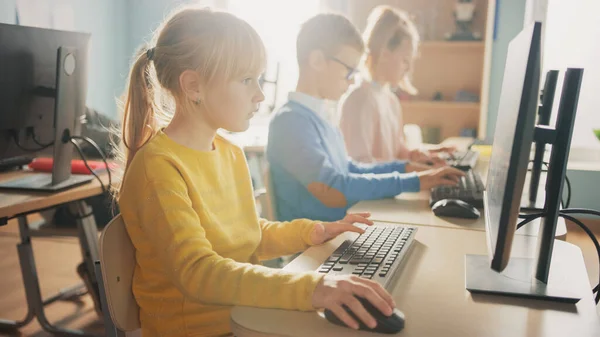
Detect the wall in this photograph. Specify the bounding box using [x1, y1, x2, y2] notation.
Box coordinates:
[487, 0, 600, 210]
[485, 0, 526, 141]
[1, 0, 129, 119]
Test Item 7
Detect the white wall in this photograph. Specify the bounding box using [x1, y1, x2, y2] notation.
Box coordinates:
[526, 0, 600, 149]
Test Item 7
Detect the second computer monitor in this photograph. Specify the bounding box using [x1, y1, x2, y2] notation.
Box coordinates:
[484, 22, 541, 272]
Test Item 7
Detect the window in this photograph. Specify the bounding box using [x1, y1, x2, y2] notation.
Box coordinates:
[535, 0, 600, 151]
[226, 0, 320, 121]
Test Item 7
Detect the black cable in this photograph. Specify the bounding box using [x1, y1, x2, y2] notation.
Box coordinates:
[69, 138, 107, 194]
[69, 135, 112, 194]
[558, 213, 600, 304]
[517, 213, 544, 230]
[516, 210, 599, 302]
[11, 130, 53, 152]
[30, 131, 53, 148]
[518, 212, 545, 220]
[564, 175, 572, 208]
[561, 208, 600, 218]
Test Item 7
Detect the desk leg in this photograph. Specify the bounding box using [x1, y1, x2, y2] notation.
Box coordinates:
[69, 201, 100, 283]
[0, 215, 102, 337]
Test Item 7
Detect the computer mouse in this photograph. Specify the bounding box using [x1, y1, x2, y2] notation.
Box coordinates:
[432, 199, 481, 219]
[324, 296, 405, 334]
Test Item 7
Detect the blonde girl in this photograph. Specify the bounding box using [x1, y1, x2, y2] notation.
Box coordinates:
[340, 6, 453, 165]
[116, 6, 396, 336]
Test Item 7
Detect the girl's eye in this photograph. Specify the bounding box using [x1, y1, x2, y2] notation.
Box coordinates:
[242, 78, 252, 85]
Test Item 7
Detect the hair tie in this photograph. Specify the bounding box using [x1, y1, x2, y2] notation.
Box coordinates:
[146, 47, 155, 61]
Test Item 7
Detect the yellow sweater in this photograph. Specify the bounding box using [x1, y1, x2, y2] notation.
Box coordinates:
[119, 131, 324, 337]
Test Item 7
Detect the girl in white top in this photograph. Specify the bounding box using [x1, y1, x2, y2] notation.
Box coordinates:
[340, 6, 453, 164]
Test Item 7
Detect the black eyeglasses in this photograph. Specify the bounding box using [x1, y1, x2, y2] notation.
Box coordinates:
[327, 55, 358, 80]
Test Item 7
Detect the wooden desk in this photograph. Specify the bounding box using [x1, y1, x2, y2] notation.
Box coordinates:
[349, 152, 568, 239]
[231, 225, 600, 337]
[0, 170, 108, 220]
[0, 170, 108, 337]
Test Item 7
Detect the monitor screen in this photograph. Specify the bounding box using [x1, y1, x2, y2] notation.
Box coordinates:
[485, 22, 542, 272]
[0, 23, 90, 160]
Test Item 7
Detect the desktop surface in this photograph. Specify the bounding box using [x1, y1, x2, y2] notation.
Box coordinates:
[231, 225, 600, 337]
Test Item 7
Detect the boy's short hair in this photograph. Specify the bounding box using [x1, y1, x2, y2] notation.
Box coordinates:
[296, 13, 364, 66]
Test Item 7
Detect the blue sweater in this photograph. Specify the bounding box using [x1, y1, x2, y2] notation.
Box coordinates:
[266, 100, 420, 222]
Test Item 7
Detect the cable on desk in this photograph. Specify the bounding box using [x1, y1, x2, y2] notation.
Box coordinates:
[517, 210, 600, 304]
[69, 138, 107, 195]
[69, 136, 112, 194]
[516, 213, 544, 230]
[560, 209, 600, 218]
[518, 212, 545, 220]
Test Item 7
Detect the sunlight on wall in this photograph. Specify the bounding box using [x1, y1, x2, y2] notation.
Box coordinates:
[227, 0, 320, 117]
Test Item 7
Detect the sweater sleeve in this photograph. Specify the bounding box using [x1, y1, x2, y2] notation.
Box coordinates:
[347, 159, 408, 174]
[256, 218, 317, 261]
[268, 111, 420, 208]
[135, 165, 323, 311]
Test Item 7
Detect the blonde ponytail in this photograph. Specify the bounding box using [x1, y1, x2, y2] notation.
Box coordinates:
[112, 6, 265, 201]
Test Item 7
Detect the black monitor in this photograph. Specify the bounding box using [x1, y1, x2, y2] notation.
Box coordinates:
[0, 23, 93, 191]
[485, 22, 542, 271]
[522, 70, 559, 210]
[465, 22, 584, 303]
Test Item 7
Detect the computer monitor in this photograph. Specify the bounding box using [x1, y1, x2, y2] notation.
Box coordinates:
[522, 70, 559, 210]
[465, 21, 584, 303]
[485, 22, 542, 272]
[0, 23, 93, 191]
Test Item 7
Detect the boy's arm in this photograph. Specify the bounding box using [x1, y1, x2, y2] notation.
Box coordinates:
[268, 112, 420, 208]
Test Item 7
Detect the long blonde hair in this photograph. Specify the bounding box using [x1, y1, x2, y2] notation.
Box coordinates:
[363, 6, 419, 95]
[113, 6, 266, 200]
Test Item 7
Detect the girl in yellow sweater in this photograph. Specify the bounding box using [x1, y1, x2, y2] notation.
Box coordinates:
[115, 6, 396, 337]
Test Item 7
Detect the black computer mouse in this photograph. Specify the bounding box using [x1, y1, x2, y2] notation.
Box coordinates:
[324, 296, 405, 334]
[432, 199, 481, 219]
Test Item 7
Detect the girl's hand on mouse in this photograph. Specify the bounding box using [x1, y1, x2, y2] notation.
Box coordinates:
[417, 167, 465, 191]
[310, 213, 374, 245]
[312, 275, 395, 330]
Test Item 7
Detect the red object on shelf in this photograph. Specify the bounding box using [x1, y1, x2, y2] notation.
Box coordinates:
[28, 157, 116, 174]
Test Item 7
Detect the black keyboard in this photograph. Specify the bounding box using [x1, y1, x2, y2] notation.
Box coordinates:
[316, 224, 417, 289]
[430, 169, 485, 208]
[446, 150, 479, 171]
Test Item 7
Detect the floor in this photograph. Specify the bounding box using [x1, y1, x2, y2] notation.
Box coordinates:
[0, 215, 598, 336]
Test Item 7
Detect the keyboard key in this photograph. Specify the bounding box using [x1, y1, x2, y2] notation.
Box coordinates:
[339, 254, 353, 264]
[331, 239, 352, 256]
[332, 266, 343, 271]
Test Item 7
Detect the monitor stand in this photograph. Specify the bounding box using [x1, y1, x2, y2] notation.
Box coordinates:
[0, 47, 93, 192]
[465, 254, 581, 303]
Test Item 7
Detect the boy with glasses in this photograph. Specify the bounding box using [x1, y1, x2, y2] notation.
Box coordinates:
[267, 13, 464, 222]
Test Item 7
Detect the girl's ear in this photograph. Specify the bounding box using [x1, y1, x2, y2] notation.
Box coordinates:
[179, 69, 205, 102]
[308, 49, 327, 71]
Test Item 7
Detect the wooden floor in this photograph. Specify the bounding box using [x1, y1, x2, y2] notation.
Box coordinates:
[0, 215, 104, 337]
[0, 215, 598, 336]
